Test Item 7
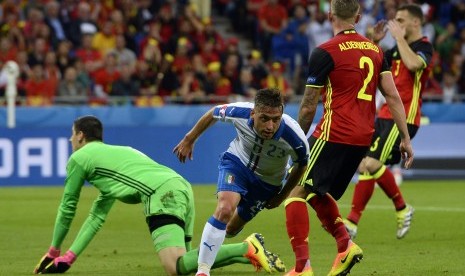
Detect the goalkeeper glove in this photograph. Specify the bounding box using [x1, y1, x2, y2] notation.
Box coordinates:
[41, 250, 77, 274]
[34, 246, 60, 274]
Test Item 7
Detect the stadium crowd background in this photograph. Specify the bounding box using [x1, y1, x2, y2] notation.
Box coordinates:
[0, 0, 464, 106]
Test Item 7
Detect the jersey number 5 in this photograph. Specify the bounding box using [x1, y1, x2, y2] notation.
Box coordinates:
[357, 56, 374, 101]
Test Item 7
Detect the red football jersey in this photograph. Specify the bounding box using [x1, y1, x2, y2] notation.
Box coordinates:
[377, 37, 433, 126]
[305, 30, 389, 146]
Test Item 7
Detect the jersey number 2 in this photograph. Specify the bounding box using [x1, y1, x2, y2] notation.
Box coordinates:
[357, 56, 374, 101]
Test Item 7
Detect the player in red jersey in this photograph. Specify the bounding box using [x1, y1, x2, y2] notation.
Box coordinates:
[282, 1, 414, 275]
[344, 3, 433, 241]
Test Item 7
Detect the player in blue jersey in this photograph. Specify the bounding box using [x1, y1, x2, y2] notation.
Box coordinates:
[174, 88, 310, 276]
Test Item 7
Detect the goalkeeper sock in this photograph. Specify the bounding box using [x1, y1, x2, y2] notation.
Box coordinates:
[177, 243, 249, 274]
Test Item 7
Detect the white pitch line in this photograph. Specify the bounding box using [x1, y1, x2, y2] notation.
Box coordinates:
[338, 204, 465, 213]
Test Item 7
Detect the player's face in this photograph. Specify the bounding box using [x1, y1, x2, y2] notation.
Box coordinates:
[395, 10, 414, 38]
[251, 106, 283, 139]
[69, 125, 83, 152]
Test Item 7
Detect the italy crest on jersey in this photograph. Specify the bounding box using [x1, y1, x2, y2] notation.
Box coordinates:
[219, 105, 228, 119]
[225, 173, 235, 184]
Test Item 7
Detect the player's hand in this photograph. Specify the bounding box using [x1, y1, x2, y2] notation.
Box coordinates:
[400, 139, 414, 169]
[173, 137, 194, 163]
[40, 250, 76, 274]
[33, 247, 60, 274]
[372, 20, 388, 43]
[387, 19, 406, 41]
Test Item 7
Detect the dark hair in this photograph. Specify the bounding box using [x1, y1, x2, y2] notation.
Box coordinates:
[73, 115, 103, 142]
[254, 88, 284, 111]
[331, 0, 360, 20]
[398, 4, 424, 23]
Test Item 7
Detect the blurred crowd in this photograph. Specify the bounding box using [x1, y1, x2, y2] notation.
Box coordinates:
[222, 0, 465, 103]
[0, 0, 464, 106]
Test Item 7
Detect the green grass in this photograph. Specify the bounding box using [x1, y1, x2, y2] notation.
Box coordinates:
[2, 180, 465, 275]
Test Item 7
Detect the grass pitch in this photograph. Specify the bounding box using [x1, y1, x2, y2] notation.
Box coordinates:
[1, 180, 465, 275]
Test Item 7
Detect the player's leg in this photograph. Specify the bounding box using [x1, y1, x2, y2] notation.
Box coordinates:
[144, 178, 193, 275]
[373, 158, 414, 239]
[345, 158, 376, 237]
[154, 225, 251, 275]
[345, 119, 395, 235]
[364, 120, 404, 208]
[177, 187, 261, 274]
[366, 121, 417, 238]
[305, 139, 363, 248]
[197, 191, 241, 275]
[374, 122, 418, 206]
[307, 139, 366, 275]
[308, 194, 363, 276]
[226, 209, 247, 237]
[177, 242, 251, 275]
[225, 172, 284, 273]
[153, 225, 187, 275]
[285, 136, 338, 274]
[372, 162, 406, 210]
[178, 236, 284, 274]
[284, 184, 312, 274]
[197, 156, 246, 276]
[345, 119, 387, 234]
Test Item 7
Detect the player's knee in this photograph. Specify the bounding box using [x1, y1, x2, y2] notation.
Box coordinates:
[288, 184, 307, 198]
[358, 163, 367, 173]
[358, 157, 370, 173]
[214, 204, 235, 222]
[157, 247, 186, 275]
[364, 157, 382, 174]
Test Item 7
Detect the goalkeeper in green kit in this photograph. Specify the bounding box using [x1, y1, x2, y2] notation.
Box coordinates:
[34, 115, 283, 275]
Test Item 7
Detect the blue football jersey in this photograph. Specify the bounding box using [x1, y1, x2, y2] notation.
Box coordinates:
[212, 102, 309, 186]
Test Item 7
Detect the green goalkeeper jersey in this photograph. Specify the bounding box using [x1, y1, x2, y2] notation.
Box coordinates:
[51, 141, 189, 255]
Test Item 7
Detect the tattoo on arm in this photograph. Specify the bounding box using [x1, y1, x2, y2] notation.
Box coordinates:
[298, 87, 320, 133]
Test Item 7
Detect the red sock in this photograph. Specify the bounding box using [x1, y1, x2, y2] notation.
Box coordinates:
[309, 194, 350, 253]
[347, 176, 376, 224]
[285, 198, 309, 272]
[376, 166, 405, 210]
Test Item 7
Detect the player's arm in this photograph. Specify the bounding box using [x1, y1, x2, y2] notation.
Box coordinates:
[388, 20, 424, 71]
[266, 163, 307, 209]
[372, 20, 388, 44]
[68, 194, 115, 255]
[51, 158, 87, 249]
[34, 157, 86, 274]
[266, 127, 309, 209]
[278, 135, 310, 202]
[378, 72, 414, 169]
[173, 107, 217, 163]
[38, 194, 115, 274]
[299, 47, 332, 134]
[298, 85, 321, 134]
